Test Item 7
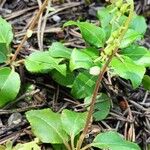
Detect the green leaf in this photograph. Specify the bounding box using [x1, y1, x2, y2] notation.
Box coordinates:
[0, 17, 13, 45]
[71, 72, 97, 99]
[61, 109, 87, 137]
[0, 17, 13, 63]
[92, 131, 141, 150]
[97, 6, 125, 37]
[121, 44, 150, 67]
[142, 75, 150, 91]
[49, 42, 71, 59]
[25, 51, 66, 76]
[26, 109, 69, 144]
[82, 47, 99, 60]
[5, 140, 13, 150]
[51, 69, 75, 88]
[97, 6, 147, 33]
[130, 15, 147, 35]
[0, 145, 6, 150]
[120, 29, 142, 48]
[52, 144, 67, 150]
[64, 21, 105, 48]
[0, 44, 8, 63]
[110, 56, 145, 88]
[70, 49, 93, 71]
[0, 67, 20, 107]
[13, 138, 40, 150]
[97, 6, 114, 28]
[85, 93, 111, 121]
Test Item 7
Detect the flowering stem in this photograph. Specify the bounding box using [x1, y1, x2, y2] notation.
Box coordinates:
[76, 1, 134, 149]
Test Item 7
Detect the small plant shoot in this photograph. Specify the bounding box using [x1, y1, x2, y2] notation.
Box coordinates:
[0, 0, 149, 150]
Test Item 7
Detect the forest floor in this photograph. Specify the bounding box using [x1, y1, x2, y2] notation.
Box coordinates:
[0, 0, 150, 149]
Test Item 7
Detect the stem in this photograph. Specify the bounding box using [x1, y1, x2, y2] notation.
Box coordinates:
[76, 1, 134, 150]
[76, 49, 117, 150]
[71, 135, 75, 150]
[80, 143, 93, 150]
[63, 141, 72, 150]
[10, 0, 49, 63]
[118, 0, 134, 41]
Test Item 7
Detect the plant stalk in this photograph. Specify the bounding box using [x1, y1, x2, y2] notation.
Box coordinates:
[76, 49, 118, 150]
[76, 0, 134, 149]
[10, 0, 49, 63]
[63, 141, 72, 150]
[71, 134, 75, 150]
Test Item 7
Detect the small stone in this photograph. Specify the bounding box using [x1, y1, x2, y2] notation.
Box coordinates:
[52, 15, 61, 23]
[7, 113, 22, 126]
[88, 6, 101, 17]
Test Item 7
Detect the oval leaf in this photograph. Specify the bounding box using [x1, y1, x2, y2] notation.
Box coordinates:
[61, 109, 87, 137]
[25, 51, 66, 76]
[97, 7, 113, 28]
[110, 56, 145, 88]
[0, 17, 13, 45]
[130, 15, 147, 35]
[49, 42, 71, 59]
[51, 69, 75, 88]
[121, 44, 150, 67]
[142, 75, 150, 91]
[82, 47, 99, 60]
[71, 72, 97, 99]
[85, 93, 111, 121]
[52, 144, 67, 150]
[0, 17, 13, 63]
[26, 109, 69, 144]
[92, 131, 141, 150]
[0, 44, 8, 63]
[120, 29, 142, 48]
[0, 67, 20, 107]
[64, 21, 106, 48]
[13, 139, 41, 150]
[70, 49, 93, 71]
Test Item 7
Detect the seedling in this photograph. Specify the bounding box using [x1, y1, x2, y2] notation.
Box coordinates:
[0, 0, 150, 149]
